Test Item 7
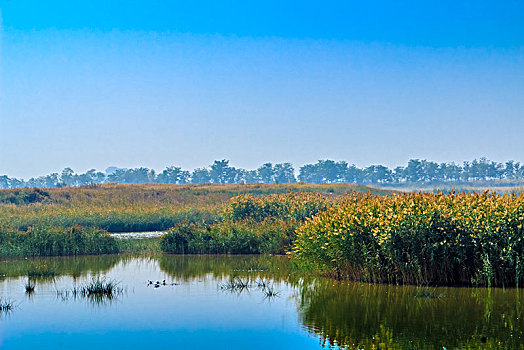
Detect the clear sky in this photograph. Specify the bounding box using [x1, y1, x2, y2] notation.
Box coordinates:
[1, 0, 523, 178]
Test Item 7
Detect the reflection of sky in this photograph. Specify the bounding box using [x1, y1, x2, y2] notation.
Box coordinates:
[0, 258, 322, 350]
[1, 1, 524, 178]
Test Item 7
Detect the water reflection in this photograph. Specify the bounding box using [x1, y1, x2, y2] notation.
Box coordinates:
[0, 254, 122, 280]
[0, 254, 522, 349]
[56, 277, 125, 307]
[297, 280, 524, 349]
[157, 254, 294, 281]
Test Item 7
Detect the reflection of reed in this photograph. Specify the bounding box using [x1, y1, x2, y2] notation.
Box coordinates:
[218, 277, 280, 301]
[24, 277, 36, 297]
[158, 254, 296, 283]
[56, 277, 125, 307]
[297, 280, 524, 349]
[0, 297, 15, 317]
[0, 254, 122, 280]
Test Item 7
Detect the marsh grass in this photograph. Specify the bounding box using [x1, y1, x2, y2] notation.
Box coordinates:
[0, 225, 119, 258]
[0, 298, 15, 314]
[219, 277, 251, 294]
[262, 284, 280, 300]
[57, 277, 124, 305]
[293, 191, 524, 287]
[27, 270, 56, 279]
[219, 277, 280, 299]
[413, 288, 445, 299]
[25, 278, 35, 294]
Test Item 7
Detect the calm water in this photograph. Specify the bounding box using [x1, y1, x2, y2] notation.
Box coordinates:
[0, 254, 522, 349]
[109, 231, 165, 239]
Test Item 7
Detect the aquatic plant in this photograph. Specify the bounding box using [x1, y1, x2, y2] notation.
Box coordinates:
[219, 277, 251, 293]
[223, 192, 335, 222]
[0, 298, 14, 313]
[25, 279, 35, 294]
[82, 277, 122, 296]
[292, 191, 524, 287]
[0, 225, 119, 258]
[27, 270, 56, 278]
[160, 219, 297, 255]
[56, 277, 124, 305]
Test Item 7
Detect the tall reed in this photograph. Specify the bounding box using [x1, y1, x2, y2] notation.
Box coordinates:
[292, 191, 524, 286]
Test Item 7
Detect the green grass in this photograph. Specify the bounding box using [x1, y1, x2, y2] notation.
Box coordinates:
[0, 225, 119, 258]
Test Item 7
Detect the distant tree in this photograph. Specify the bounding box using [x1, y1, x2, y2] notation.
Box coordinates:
[273, 163, 296, 183]
[363, 165, 392, 183]
[344, 164, 363, 183]
[421, 160, 439, 182]
[438, 162, 461, 182]
[298, 164, 321, 183]
[9, 177, 24, 188]
[209, 160, 238, 184]
[43, 173, 60, 187]
[257, 163, 275, 184]
[107, 167, 154, 184]
[404, 159, 424, 182]
[90, 170, 106, 184]
[75, 169, 105, 185]
[504, 161, 521, 179]
[61, 168, 76, 186]
[318, 160, 345, 183]
[392, 166, 405, 183]
[299, 160, 347, 184]
[243, 170, 260, 183]
[0, 175, 10, 189]
[157, 166, 190, 184]
[191, 168, 211, 184]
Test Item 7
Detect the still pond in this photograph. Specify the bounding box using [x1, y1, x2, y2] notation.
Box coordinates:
[0, 254, 522, 349]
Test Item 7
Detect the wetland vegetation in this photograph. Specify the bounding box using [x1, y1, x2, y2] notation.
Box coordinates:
[0, 183, 523, 287]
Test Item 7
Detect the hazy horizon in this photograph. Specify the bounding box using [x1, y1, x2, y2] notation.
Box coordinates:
[1, 1, 523, 179]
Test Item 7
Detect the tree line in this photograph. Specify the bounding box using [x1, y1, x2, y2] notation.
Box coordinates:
[1, 157, 524, 189]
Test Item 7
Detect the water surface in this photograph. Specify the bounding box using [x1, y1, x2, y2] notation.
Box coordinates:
[109, 231, 165, 239]
[0, 254, 522, 349]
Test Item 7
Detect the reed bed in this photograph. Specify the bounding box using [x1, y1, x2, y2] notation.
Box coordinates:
[292, 191, 524, 287]
[56, 277, 124, 305]
[0, 225, 119, 258]
[0, 298, 15, 313]
[161, 191, 339, 254]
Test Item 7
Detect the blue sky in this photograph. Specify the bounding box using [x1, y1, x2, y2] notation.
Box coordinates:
[1, 0, 523, 178]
